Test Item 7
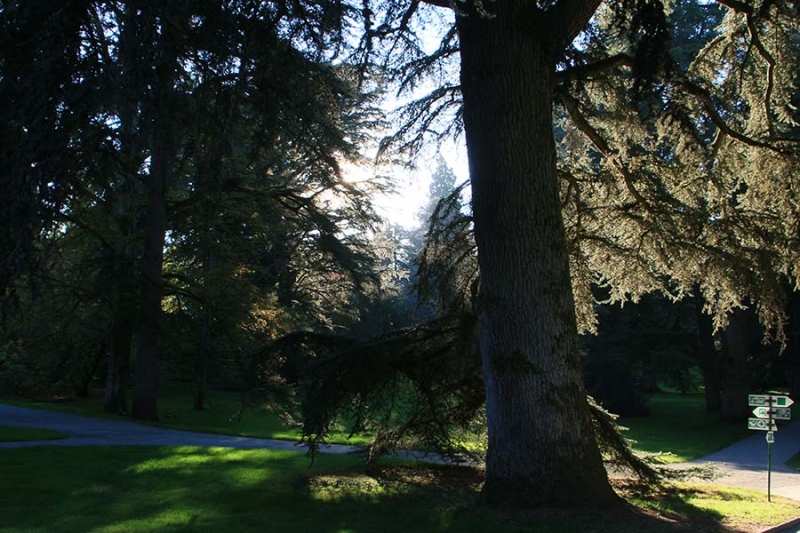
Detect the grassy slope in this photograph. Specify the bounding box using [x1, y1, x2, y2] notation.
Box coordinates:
[1, 386, 371, 446]
[0, 425, 66, 442]
[0, 446, 796, 533]
[619, 394, 751, 463]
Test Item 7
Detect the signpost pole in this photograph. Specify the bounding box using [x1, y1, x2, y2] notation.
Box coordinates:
[768, 438, 772, 503]
[768, 398, 772, 503]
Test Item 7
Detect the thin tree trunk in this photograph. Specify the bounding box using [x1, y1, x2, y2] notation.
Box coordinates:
[719, 308, 754, 421]
[104, 5, 142, 416]
[194, 250, 213, 411]
[456, 5, 617, 508]
[104, 290, 133, 413]
[786, 291, 800, 399]
[693, 290, 720, 413]
[131, 137, 169, 421]
[131, 31, 176, 420]
[103, 181, 137, 414]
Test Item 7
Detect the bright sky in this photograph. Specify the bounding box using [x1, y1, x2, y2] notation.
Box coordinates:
[372, 140, 469, 230]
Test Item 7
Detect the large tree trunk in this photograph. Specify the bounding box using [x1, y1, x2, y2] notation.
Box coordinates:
[456, 4, 617, 509]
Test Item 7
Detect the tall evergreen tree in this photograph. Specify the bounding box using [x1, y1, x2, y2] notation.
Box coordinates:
[357, 0, 799, 507]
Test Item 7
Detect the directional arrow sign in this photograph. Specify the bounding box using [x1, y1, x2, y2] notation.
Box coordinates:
[748, 394, 794, 407]
[752, 407, 792, 420]
[748, 418, 778, 431]
[771, 396, 794, 408]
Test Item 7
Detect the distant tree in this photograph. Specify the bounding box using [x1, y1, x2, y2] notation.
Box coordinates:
[417, 155, 459, 229]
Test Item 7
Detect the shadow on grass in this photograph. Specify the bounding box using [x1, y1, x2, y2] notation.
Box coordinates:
[0, 446, 754, 533]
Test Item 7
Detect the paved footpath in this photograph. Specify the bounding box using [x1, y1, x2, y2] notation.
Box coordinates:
[687, 419, 800, 501]
[2, 403, 799, 500]
[0, 403, 360, 454]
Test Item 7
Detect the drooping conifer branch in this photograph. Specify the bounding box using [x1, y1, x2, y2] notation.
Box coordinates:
[558, 92, 652, 210]
[745, 13, 777, 137]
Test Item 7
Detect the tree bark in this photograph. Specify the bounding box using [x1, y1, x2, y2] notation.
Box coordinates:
[456, 2, 617, 508]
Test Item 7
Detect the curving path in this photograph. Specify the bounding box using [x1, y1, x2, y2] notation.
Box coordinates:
[687, 419, 800, 501]
[0, 403, 359, 454]
[2, 403, 799, 500]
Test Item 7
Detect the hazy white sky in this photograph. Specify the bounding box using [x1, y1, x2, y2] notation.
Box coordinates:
[372, 140, 469, 229]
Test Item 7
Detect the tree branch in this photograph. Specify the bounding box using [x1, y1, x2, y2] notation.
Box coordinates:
[745, 13, 777, 137]
[679, 79, 787, 154]
[548, 0, 604, 49]
[712, 0, 754, 13]
[555, 53, 634, 84]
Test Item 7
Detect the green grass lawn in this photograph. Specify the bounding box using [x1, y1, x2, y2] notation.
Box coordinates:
[0, 445, 795, 533]
[0, 424, 66, 442]
[787, 452, 800, 470]
[619, 393, 751, 463]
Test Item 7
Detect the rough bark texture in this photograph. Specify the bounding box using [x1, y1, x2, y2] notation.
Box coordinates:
[456, 1, 617, 508]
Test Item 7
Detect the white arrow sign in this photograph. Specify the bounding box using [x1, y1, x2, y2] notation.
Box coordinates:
[771, 396, 794, 408]
[752, 407, 792, 420]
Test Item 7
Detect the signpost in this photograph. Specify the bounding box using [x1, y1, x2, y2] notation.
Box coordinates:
[747, 394, 794, 502]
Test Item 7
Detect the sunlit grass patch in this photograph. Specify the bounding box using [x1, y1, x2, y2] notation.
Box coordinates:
[0, 446, 796, 533]
[620, 481, 799, 532]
